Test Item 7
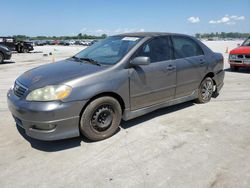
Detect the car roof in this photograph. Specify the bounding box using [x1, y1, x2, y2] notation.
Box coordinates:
[114, 32, 190, 38]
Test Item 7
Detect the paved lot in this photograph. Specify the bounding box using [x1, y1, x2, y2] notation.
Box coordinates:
[0, 42, 250, 188]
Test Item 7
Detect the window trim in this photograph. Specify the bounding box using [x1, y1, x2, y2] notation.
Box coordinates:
[170, 35, 204, 59]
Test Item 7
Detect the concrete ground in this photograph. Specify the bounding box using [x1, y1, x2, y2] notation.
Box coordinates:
[0, 42, 250, 188]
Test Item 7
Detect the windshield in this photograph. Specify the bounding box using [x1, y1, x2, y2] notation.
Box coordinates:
[242, 38, 250, 46]
[74, 36, 141, 65]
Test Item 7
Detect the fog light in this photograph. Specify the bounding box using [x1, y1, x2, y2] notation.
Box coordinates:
[33, 124, 56, 130]
[48, 124, 56, 129]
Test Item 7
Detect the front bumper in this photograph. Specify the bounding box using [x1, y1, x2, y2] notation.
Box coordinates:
[7, 89, 86, 141]
[229, 58, 250, 67]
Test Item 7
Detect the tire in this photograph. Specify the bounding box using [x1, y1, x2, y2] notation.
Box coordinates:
[196, 77, 214, 104]
[0, 53, 4, 63]
[80, 96, 122, 141]
[23, 48, 29, 53]
[230, 65, 239, 71]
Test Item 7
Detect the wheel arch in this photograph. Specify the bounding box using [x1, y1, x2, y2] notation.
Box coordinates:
[79, 92, 125, 118]
[203, 72, 216, 85]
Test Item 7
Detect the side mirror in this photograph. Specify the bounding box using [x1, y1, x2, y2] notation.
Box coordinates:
[130, 56, 150, 66]
[237, 43, 241, 47]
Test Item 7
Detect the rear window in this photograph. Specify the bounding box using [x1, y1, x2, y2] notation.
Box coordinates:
[172, 36, 204, 59]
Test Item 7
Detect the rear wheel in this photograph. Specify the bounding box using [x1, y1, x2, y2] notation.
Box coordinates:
[230, 65, 239, 71]
[0, 53, 4, 63]
[196, 77, 214, 103]
[80, 96, 122, 141]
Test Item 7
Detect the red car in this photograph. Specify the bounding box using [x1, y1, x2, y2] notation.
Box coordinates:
[229, 37, 250, 71]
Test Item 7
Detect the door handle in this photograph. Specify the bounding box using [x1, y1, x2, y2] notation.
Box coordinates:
[199, 59, 205, 64]
[166, 65, 176, 71]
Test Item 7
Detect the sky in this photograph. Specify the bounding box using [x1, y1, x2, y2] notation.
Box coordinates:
[1, 0, 250, 36]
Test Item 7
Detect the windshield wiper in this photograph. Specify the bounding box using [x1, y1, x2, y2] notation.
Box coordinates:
[79, 58, 101, 66]
[72, 56, 81, 61]
[71, 56, 101, 66]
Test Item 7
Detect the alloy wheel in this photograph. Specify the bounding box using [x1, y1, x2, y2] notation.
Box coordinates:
[201, 79, 213, 101]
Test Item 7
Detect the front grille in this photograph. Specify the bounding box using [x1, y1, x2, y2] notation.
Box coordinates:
[14, 81, 28, 98]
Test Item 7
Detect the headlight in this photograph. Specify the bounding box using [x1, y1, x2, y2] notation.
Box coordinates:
[229, 54, 237, 59]
[26, 85, 72, 101]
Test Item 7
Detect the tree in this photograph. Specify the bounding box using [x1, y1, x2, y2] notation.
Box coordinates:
[101, 34, 107, 38]
[77, 33, 82, 39]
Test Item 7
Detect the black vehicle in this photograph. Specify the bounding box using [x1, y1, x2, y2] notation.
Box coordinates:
[0, 44, 12, 63]
[0, 37, 34, 53]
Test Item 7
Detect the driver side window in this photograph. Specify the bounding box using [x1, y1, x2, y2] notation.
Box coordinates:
[135, 37, 171, 63]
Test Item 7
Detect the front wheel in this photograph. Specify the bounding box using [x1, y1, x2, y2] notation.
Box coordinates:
[23, 48, 29, 53]
[80, 96, 122, 141]
[196, 77, 214, 104]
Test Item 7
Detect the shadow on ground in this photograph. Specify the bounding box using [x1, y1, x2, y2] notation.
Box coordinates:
[225, 67, 250, 74]
[16, 125, 84, 152]
[0, 61, 15, 65]
[121, 101, 194, 129]
[16, 101, 195, 152]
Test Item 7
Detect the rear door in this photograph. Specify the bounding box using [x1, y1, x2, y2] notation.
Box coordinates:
[129, 36, 177, 110]
[171, 36, 207, 98]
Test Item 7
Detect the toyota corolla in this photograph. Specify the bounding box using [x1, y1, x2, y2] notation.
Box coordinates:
[7, 32, 224, 141]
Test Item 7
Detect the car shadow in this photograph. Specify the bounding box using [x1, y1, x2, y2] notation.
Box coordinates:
[121, 101, 194, 129]
[224, 67, 250, 74]
[16, 101, 194, 152]
[16, 125, 84, 152]
[0, 61, 15, 65]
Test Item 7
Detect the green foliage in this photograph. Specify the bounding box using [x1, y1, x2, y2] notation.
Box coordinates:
[195, 32, 250, 39]
[11, 33, 108, 41]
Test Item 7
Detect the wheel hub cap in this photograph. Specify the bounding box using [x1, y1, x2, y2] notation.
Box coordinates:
[91, 105, 113, 132]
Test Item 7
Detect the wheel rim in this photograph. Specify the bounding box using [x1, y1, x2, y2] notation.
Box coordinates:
[201, 79, 213, 100]
[0, 55, 3, 62]
[91, 104, 114, 132]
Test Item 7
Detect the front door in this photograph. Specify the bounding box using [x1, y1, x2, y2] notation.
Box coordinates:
[129, 36, 177, 110]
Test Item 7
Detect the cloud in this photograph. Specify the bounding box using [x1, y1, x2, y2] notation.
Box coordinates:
[80, 28, 145, 35]
[95, 29, 104, 33]
[114, 28, 145, 33]
[80, 28, 87, 32]
[209, 15, 245, 24]
[187, 17, 200, 23]
[231, 15, 245, 20]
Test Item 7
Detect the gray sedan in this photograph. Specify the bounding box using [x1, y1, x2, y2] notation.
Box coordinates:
[7, 32, 224, 141]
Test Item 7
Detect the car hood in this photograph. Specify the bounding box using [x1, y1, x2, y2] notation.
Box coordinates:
[230, 46, 250, 54]
[17, 59, 105, 89]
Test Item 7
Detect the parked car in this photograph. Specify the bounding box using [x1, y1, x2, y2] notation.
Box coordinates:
[7, 32, 224, 141]
[228, 37, 250, 71]
[63, 40, 75, 45]
[33, 40, 47, 46]
[0, 44, 12, 63]
[0, 37, 34, 53]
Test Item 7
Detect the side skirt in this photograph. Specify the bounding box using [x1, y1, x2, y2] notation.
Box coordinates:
[122, 90, 198, 121]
